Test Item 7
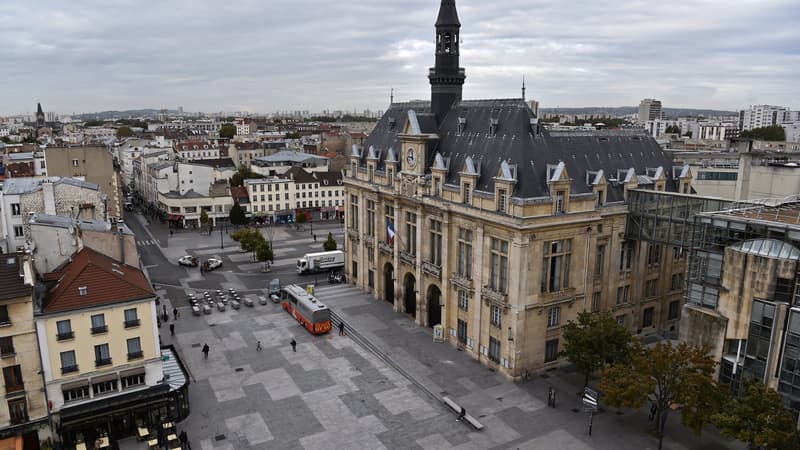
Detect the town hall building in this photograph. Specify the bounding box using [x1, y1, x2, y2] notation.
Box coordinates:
[344, 0, 693, 377]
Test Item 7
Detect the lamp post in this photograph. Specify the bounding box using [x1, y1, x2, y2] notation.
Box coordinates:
[220, 223, 224, 249]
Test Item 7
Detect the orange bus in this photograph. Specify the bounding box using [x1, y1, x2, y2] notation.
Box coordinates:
[280, 284, 332, 335]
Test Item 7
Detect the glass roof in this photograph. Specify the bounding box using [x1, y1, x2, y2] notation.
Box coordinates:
[731, 239, 800, 260]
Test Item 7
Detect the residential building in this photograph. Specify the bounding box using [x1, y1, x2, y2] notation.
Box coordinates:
[0, 177, 105, 253]
[244, 168, 344, 223]
[638, 98, 662, 124]
[344, 0, 692, 377]
[158, 181, 232, 228]
[738, 104, 792, 131]
[0, 253, 49, 446]
[244, 177, 295, 224]
[250, 150, 329, 176]
[680, 201, 800, 415]
[173, 140, 225, 161]
[228, 142, 268, 168]
[43, 145, 122, 220]
[644, 119, 679, 138]
[34, 248, 188, 445]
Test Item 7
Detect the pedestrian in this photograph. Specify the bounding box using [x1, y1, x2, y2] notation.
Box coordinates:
[457, 406, 466, 422]
[202, 343, 209, 359]
[256, 341, 262, 351]
[162, 304, 167, 317]
[173, 307, 179, 320]
[313, 233, 316, 241]
[648, 403, 657, 421]
[290, 338, 296, 352]
[169, 323, 175, 336]
[179, 430, 191, 450]
[338, 322, 345, 336]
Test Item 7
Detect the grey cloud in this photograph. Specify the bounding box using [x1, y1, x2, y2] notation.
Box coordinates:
[1, 0, 797, 115]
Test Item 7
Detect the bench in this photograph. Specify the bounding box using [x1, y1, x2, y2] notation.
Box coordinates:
[442, 396, 484, 430]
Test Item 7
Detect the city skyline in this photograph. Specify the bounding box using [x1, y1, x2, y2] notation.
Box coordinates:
[2, 0, 798, 116]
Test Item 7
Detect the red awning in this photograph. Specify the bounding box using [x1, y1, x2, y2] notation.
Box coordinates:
[168, 214, 184, 221]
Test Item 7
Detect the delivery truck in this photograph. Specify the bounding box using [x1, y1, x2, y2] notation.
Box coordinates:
[296, 250, 345, 274]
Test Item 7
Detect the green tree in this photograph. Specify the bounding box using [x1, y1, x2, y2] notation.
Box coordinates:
[219, 123, 236, 139]
[599, 341, 726, 450]
[239, 229, 264, 260]
[199, 209, 209, 227]
[230, 172, 245, 187]
[255, 240, 274, 270]
[323, 232, 337, 251]
[560, 311, 631, 389]
[665, 125, 681, 134]
[740, 125, 786, 141]
[285, 132, 301, 139]
[116, 126, 134, 138]
[229, 202, 247, 226]
[712, 381, 800, 450]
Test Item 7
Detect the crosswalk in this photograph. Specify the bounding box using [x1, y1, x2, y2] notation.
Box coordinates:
[136, 239, 160, 247]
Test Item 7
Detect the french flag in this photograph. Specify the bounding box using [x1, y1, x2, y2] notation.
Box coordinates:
[387, 218, 396, 244]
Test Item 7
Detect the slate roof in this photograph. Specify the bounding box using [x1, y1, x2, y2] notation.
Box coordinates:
[42, 247, 154, 314]
[2, 177, 99, 195]
[186, 158, 236, 168]
[0, 255, 29, 300]
[255, 150, 329, 164]
[284, 167, 343, 186]
[358, 99, 678, 201]
[29, 213, 133, 235]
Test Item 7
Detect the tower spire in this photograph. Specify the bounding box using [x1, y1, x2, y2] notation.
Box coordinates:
[390, 87, 394, 105]
[429, 0, 466, 123]
[522, 75, 526, 101]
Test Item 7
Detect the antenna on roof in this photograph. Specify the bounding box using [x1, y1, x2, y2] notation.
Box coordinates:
[390, 87, 394, 105]
[521, 74, 526, 101]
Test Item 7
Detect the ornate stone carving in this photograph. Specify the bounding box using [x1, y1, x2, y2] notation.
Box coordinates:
[399, 250, 417, 267]
[422, 261, 441, 279]
[378, 241, 394, 254]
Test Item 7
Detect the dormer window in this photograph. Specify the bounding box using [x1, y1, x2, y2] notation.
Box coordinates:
[555, 191, 565, 214]
[458, 117, 466, 134]
[463, 182, 472, 205]
[78, 286, 88, 296]
[387, 167, 394, 186]
[489, 118, 498, 137]
[433, 176, 441, 197]
[388, 117, 396, 129]
[497, 188, 507, 213]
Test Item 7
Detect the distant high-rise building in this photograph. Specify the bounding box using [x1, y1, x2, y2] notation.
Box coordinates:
[529, 100, 540, 117]
[738, 104, 792, 131]
[638, 98, 662, 124]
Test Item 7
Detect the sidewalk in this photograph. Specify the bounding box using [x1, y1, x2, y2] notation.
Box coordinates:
[313, 283, 744, 450]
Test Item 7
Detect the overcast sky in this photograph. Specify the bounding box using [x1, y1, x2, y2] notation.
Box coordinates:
[2, 0, 798, 116]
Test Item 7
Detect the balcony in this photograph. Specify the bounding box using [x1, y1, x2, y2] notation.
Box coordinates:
[0, 347, 15, 358]
[449, 273, 473, 292]
[399, 250, 417, 267]
[91, 325, 108, 335]
[95, 358, 112, 367]
[422, 261, 441, 279]
[378, 241, 394, 254]
[347, 229, 360, 242]
[127, 351, 144, 360]
[124, 319, 141, 328]
[56, 331, 74, 341]
[61, 365, 79, 374]
[363, 235, 375, 247]
[481, 285, 508, 306]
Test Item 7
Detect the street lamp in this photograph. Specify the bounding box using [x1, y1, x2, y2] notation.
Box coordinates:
[220, 223, 224, 249]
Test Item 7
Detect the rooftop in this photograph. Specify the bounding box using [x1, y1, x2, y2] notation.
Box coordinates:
[704, 200, 800, 229]
[29, 213, 132, 235]
[0, 255, 29, 300]
[42, 247, 154, 314]
[1, 176, 99, 195]
[254, 150, 328, 164]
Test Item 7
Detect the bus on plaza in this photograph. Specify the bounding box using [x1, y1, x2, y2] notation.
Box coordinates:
[280, 284, 332, 335]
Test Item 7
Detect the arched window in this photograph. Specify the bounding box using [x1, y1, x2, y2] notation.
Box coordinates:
[444, 33, 452, 53]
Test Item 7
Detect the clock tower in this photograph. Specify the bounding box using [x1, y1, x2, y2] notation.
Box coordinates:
[429, 0, 465, 124]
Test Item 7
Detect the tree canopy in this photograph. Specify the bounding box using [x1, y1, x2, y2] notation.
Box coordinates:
[323, 232, 337, 251]
[665, 125, 681, 134]
[600, 341, 725, 450]
[740, 125, 786, 141]
[712, 381, 800, 450]
[219, 123, 236, 139]
[255, 239, 274, 269]
[560, 311, 631, 388]
[116, 126, 134, 138]
[229, 202, 247, 226]
[199, 209, 209, 225]
[230, 166, 263, 187]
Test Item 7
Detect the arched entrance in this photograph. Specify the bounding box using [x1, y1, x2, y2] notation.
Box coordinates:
[383, 263, 394, 304]
[427, 285, 442, 327]
[404, 273, 416, 318]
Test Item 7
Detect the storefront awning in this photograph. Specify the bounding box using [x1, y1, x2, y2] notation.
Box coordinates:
[167, 214, 184, 221]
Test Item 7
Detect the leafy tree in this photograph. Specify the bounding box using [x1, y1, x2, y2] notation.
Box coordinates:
[230, 229, 247, 242]
[599, 341, 726, 450]
[219, 123, 236, 139]
[84, 120, 104, 127]
[230, 166, 263, 187]
[285, 132, 301, 139]
[323, 232, 337, 251]
[712, 381, 800, 450]
[239, 229, 264, 257]
[199, 209, 209, 226]
[116, 126, 134, 138]
[740, 125, 786, 141]
[665, 125, 681, 134]
[229, 202, 247, 226]
[560, 311, 631, 389]
[255, 240, 274, 270]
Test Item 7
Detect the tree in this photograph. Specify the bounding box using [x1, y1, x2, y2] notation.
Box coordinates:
[255, 240, 274, 270]
[116, 126, 134, 138]
[599, 341, 726, 450]
[323, 232, 337, 251]
[712, 381, 800, 450]
[229, 202, 247, 226]
[665, 125, 681, 134]
[560, 311, 631, 389]
[219, 123, 236, 139]
[740, 125, 786, 141]
[285, 132, 301, 139]
[239, 229, 264, 260]
[199, 210, 209, 227]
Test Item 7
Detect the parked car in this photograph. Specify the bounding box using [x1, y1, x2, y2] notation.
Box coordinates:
[205, 257, 223, 271]
[178, 255, 198, 267]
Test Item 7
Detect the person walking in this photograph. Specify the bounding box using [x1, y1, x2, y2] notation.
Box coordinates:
[456, 406, 466, 422]
[173, 307, 179, 320]
[256, 341, 262, 351]
[202, 343, 209, 359]
[290, 338, 296, 352]
[338, 322, 345, 336]
[169, 323, 175, 336]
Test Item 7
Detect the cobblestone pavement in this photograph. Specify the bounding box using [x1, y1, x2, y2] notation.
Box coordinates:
[155, 279, 743, 450]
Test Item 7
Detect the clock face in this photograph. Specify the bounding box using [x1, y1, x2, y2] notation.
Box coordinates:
[407, 148, 417, 168]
